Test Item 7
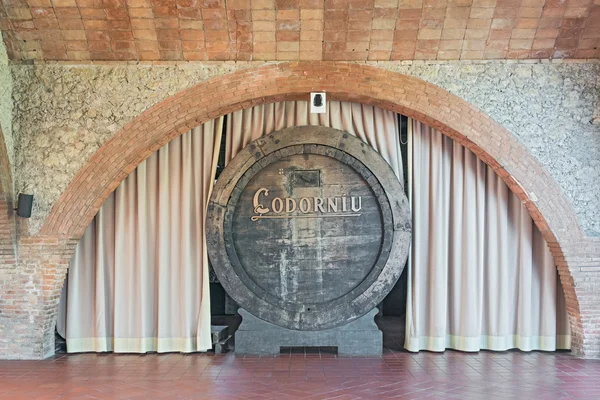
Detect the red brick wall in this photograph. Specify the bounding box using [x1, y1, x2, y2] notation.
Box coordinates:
[0, 125, 16, 279]
[0, 127, 19, 357]
[2, 1, 599, 61]
[1, 62, 598, 359]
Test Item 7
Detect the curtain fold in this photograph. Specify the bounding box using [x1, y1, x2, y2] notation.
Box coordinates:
[405, 119, 571, 352]
[57, 118, 223, 353]
[225, 101, 403, 180]
[58, 102, 571, 356]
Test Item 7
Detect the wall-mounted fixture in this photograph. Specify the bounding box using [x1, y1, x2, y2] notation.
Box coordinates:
[16, 193, 34, 218]
[310, 92, 326, 114]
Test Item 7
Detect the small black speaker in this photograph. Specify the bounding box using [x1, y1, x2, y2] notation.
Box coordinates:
[16, 193, 34, 218]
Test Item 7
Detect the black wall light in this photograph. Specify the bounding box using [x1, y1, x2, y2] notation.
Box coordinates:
[15, 193, 34, 218]
[310, 92, 326, 114]
[313, 93, 323, 107]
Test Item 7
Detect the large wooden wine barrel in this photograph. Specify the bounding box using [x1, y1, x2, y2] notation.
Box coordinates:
[206, 126, 411, 331]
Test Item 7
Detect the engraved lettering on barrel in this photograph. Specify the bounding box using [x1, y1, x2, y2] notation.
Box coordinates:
[251, 188, 363, 221]
[299, 198, 311, 214]
[253, 188, 270, 215]
[272, 198, 284, 214]
[286, 198, 297, 213]
[327, 198, 338, 212]
[351, 197, 362, 212]
[314, 197, 325, 213]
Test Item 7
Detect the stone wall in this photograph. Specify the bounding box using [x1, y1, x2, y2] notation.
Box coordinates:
[0, 38, 13, 184]
[9, 60, 600, 237]
[377, 60, 600, 237]
[11, 61, 259, 234]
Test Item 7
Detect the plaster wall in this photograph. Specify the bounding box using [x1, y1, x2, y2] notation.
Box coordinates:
[0, 38, 13, 185]
[8, 60, 600, 236]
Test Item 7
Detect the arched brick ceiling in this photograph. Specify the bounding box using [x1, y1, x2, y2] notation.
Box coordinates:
[0, 0, 598, 61]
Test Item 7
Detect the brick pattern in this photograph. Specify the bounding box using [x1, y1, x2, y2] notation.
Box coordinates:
[0, 191, 16, 285]
[0, 191, 17, 341]
[0, 126, 16, 293]
[0, 0, 599, 61]
[0, 127, 21, 359]
[0, 62, 599, 359]
[0, 236, 77, 359]
[3, 351, 600, 398]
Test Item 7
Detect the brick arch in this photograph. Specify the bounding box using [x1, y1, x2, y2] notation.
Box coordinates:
[0, 125, 16, 273]
[39, 62, 587, 356]
[0, 124, 16, 260]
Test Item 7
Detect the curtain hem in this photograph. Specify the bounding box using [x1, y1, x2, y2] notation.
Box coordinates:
[404, 334, 572, 353]
[66, 337, 212, 354]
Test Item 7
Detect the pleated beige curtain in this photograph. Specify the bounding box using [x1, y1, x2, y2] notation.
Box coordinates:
[405, 119, 571, 352]
[57, 118, 223, 353]
[225, 101, 403, 179]
[58, 101, 571, 355]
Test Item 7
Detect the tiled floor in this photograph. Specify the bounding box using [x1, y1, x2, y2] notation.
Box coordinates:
[1, 349, 600, 399]
[2, 318, 599, 400]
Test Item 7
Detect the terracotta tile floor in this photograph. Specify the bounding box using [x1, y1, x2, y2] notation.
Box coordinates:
[1, 349, 600, 400]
